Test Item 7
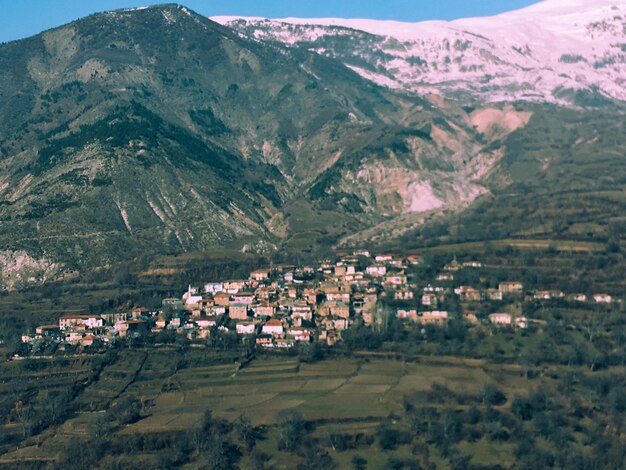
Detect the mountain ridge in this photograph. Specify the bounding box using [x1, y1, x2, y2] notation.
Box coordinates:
[214, 0, 626, 105]
[0, 4, 525, 287]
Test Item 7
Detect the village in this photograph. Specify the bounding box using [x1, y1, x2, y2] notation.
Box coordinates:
[19, 251, 619, 353]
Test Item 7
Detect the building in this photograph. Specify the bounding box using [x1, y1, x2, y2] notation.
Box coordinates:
[394, 290, 414, 300]
[422, 293, 438, 306]
[418, 311, 449, 324]
[229, 304, 249, 320]
[396, 309, 417, 321]
[489, 313, 512, 326]
[214, 292, 231, 307]
[593, 294, 613, 304]
[262, 319, 284, 336]
[236, 321, 257, 335]
[329, 302, 350, 319]
[59, 315, 104, 331]
[204, 282, 223, 294]
[499, 282, 523, 294]
[366, 265, 387, 277]
[253, 303, 277, 317]
[232, 292, 255, 304]
[250, 269, 270, 281]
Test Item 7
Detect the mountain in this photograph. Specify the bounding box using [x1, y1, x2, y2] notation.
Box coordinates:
[0, 4, 526, 286]
[214, 0, 626, 105]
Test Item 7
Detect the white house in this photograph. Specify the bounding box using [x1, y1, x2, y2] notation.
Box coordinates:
[262, 319, 284, 336]
[236, 322, 257, 335]
[366, 265, 387, 277]
[593, 294, 613, 304]
[489, 313, 512, 325]
[204, 282, 223, 294]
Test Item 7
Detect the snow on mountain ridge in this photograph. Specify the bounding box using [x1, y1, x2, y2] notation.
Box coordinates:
[213, 0, 626, 104]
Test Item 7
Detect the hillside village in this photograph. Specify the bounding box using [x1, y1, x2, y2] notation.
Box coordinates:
[19, 251, 620, 353]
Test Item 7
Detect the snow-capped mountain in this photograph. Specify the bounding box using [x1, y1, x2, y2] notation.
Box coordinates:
[214, 0, 626, 105]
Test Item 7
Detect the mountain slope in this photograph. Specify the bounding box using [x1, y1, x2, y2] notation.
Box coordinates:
[0, 4, 523, 282]
[214, 0, 626, 105]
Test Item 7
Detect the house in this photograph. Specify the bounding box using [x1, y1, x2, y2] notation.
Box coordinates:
[35, 325, 62, 340]
[593, 294, 613, 304]
[115, 320, 148, 337]
[436, 273, 454, 282]
[196, 317, 217, 329]
[534, 290, 564, 300]
[443, 259, 462, 272]
[329, 302, 350, 319]
[21, 335, 35, 343]
[183, 288, 203, 308]
[291, 302, 313, 321]
[455, 286, 481, 302]
[334, 264, 347, 277]
[275, 338, 296, 349]
[462, 261, 482, 268]
[375, 254, 394, 263]
[236, 321, 257, 335]
[287, 286, 298, 299]
[384, 273, 408, 287]
[499, 282, 523, 294]
[485, 289, 503, 301]
[255, 287, 275, 301]
[303, 288, 321, 305]
[333, 317, 350, 330]
[366, 265, 387, 277]
[253, 303, 277, 317]
[256, 334, 273, 347]
[214, 292, 231, 307]
[262, 319, 284, 336]
[59, 315, 104, 330]
[515, 317, 528, 329]
[394, 290, 414, 300]
[81, 334, 96, 347]
[250, 269, 270, 281]
[204, 282, 223, 294]
[131, 307, 149, 318]
[229, 304, 249, 320]
[324, 285, 351, 303]
[208, 306, 227, 316]
[287, 328, 312, 342]
[568, 293, 588, 302]
[396, 309, 418, 321]
[352, 293, 365, 313]
[421, 293, 438, 306]
[198, 298, 215, 313]
[65, 331, 84, 344]
[101, 312, 128, 325]
[406, 254, 422, 265]
[489, 313, 512, 326]
[232, 292, 255, 304]
[418, 311, 449, 324]
[223, 280, 247, 294]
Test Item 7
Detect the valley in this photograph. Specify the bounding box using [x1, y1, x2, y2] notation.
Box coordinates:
[0, 1, 625, 468]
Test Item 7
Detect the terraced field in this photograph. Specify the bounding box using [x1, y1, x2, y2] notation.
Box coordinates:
[0, 353, 550, 467]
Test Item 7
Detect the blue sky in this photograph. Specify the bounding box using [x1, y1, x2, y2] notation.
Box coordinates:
[0, 0, 542, 44]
